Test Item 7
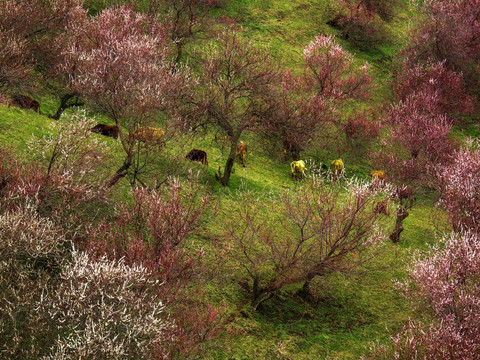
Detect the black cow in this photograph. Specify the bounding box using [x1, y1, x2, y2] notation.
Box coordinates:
[91, 124, 119, 139]
[186, 149, 208, 166]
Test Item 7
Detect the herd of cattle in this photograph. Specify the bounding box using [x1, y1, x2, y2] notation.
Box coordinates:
[90, 122, 386, 182]
[7, 97, 386, 182]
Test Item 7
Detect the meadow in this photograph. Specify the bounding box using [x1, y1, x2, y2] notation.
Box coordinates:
[1, 0, 479, 359]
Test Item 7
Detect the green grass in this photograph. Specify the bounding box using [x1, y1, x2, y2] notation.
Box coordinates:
[0, 0, 466, 358]
[0, 100, 443, 359]
[0, 105, 56, 150]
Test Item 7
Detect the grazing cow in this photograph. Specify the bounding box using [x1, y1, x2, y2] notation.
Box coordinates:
[371, 170, 386, 181]
[129, 126, 164, 147]
[331, 159, 344, 180]
[291, 160, 307, 179]
[237, 141, 247, 167]
[373, 199, 390, 216]
[11, 95, 39, 112]
[91, 124, 119, 139]
[371, 170, 386, 187]
[186, 149, 208, 166]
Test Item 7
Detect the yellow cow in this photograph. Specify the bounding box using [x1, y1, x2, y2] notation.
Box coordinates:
[371, 170, 386, 187]
[291, 160, 307, 179]
[331, 159, 344, 180]
[371, 170, 386, 181]
[129, 126, 164, 147]
[237, 141, 247, 167]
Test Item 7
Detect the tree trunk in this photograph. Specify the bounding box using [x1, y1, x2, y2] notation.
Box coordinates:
[283, 139, 301, 161]
[390, 205, 409, 243]
[52, 94, 82, 120]
[251, 277, 274, 310]
[299, 278, 313, 297]
[174, 42, 183, 64]
[218, 142, 237, 186]
[298, 271, 320, 298]
[251, 292, 274, 311]
[107, 155, 132, 188]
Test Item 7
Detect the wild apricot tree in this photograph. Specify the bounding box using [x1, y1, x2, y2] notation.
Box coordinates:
[404, 0, 480, 95]
[146, 0, 224, 62]
[262, 35, 371, 161]
[0, 0, 85, 94]
[62, 6, 189, 186]
[435, 141, 480, 233]
[224, 177, 390, 309]
[86, 174, 222, 356]
[190, 27, 276, 186]
[367, 231, 480, 360]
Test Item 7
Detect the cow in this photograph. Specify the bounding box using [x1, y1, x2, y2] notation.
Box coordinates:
[11, 95, 39, 112]
[186, 149, 208, 166]
[91, 124, 119, 139]
[129, 126, 164, 148]
[371, 170, 386, 181]
[237, 141, 247, 167]
[291, 160, 307, 179]
[371, 170, 386, 188]
[331, 159, 344, 180]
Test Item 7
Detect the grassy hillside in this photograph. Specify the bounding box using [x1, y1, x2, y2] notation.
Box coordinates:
[0, 0, 461, 358]
[0, 106, 443, 359]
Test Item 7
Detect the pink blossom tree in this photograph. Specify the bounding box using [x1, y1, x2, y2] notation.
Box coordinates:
[0, 30, 30, 93]
[260, 70, 327, 161]
[189, 27, 276, 186]
[366, 231, 480, 359]
[0, 113, 109, 232]
[262, 35, 371, 161]
[0, 199, 174, 359]
[0, 0, 85, 94]
[405, 0, 480, 94]
[62, 6, 190, 186]
[394, 59, 473, 117]
[375, 90, 457, 243]
[303, 35, 371, 102]
[343, 110, 381, 155]
[224, 177, 390, 309]
[327, 0, 389, 48]
[146, 0, 224, 62]
[435, 141, 480, 233]
[86, 174, 222, 356]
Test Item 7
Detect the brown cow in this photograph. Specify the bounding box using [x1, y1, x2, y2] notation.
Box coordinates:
[186, 149, 208, 166]
[91, 124, 119, 139]
[11, 95, 39, 112]
[237, 141, 247, 167]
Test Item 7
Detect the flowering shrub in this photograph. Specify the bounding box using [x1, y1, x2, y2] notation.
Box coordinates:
[366, 231, 480, 359]
[344, 110, 381, 154]
[41, 249, 171, 360]
[0, 111, 109, 231]
[86, 173, 222, 355]
[304, 35, 371, 101]
[377, 91, 456, 188]
[262, 35, 371, 160]
[436, 141, 480, 233]
[406, 0, 480, 92]
[0, 200, 68, 359]
[0, 200, 172, 359]
[28, 109, 109, 191]
[395, 59, 473, 117]
[328, 0, 388, 49]
[0, 0, 85, 93]
[224, 177, 390, 309]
